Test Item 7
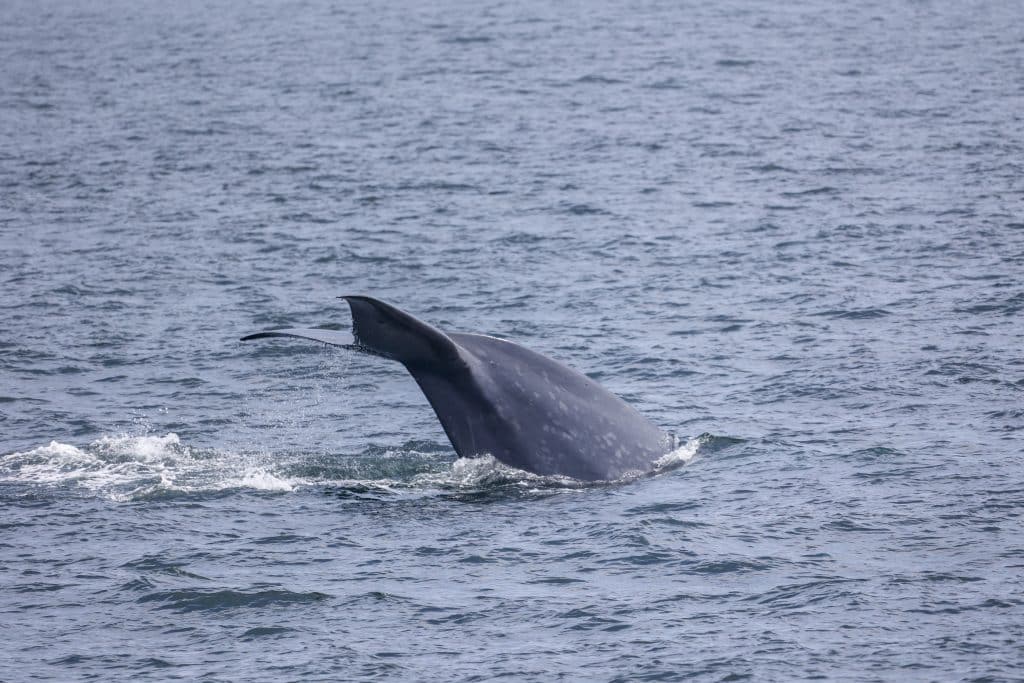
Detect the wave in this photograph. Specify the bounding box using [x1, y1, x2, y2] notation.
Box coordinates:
[0, 431, 712, 502]
[0, 434, 298, 501]
[137, 587, 330, 613]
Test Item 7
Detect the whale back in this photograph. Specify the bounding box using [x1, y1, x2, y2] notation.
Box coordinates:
[438, 332, 670, 479]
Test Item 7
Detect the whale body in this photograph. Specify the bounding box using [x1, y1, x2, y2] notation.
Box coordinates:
[242, 296, 671, 481]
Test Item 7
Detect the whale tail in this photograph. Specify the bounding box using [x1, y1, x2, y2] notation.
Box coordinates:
[341, 296, 463, 370]
[241, 296, 670, 480]
[240, 296, 462, 369]
[239, 327, 360, 349]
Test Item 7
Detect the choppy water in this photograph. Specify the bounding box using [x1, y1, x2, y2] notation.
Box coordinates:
[2, 0, 1023, 680]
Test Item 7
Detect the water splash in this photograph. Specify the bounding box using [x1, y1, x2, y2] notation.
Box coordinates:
[0, 433, 298, 501]
[1, 430, 709, 501]
[654, 433, 707, 471]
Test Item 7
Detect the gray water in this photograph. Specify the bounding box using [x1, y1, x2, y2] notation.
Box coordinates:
[2, 0, 1023, 680]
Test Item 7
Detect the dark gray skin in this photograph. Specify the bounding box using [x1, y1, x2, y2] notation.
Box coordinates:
[242, 296, 672, 481]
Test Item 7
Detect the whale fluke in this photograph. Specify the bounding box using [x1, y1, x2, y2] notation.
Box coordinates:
[242, 296, 671, 481]
[240, 328, 357, 348]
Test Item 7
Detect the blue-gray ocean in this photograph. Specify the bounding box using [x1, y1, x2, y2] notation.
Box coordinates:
[2, 0, 1023, 680]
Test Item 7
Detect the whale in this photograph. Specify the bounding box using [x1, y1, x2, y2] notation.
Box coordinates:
[241, 296, 672, 481]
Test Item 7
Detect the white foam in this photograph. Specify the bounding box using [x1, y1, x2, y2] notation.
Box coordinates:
[447, 453, 533, 485]
[1, 431, 706, 501]
[654, 434, 705, 471]
[222, 468, 298, 492]
[2, 440, 127, 488]
[431, 434, 705, 487]
[0, 433, 302, 500]
[412, 453, 546, 489]
[92, 432, 184, 461]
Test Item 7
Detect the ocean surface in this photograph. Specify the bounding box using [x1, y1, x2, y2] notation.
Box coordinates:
[2, 0, 1023, 680]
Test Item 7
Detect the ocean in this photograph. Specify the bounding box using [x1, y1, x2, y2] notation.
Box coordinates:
[2, 0, 1022, 680]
